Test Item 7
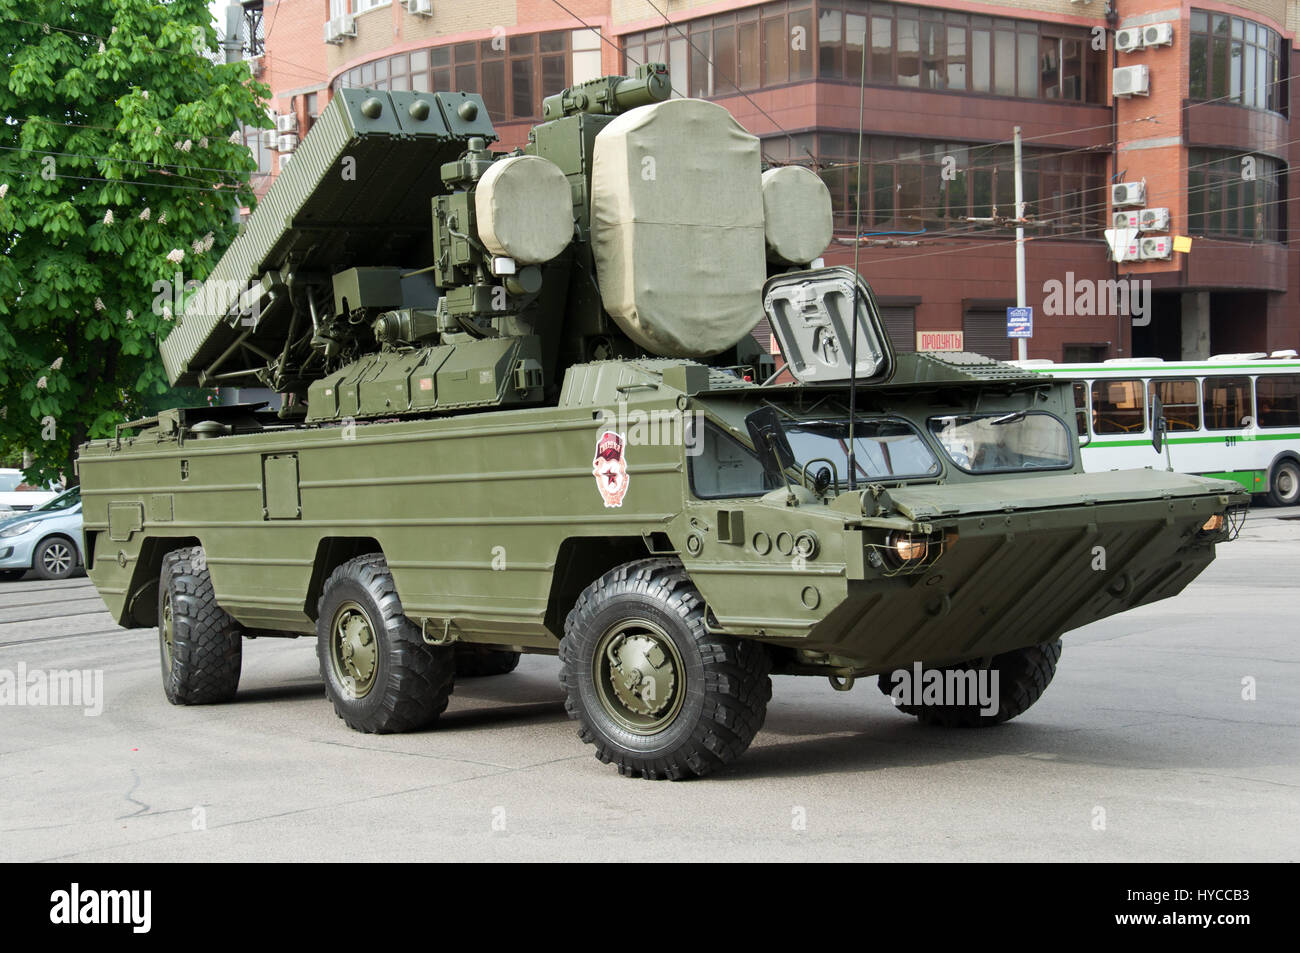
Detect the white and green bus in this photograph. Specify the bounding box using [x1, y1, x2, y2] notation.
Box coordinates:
[1014, 353, 1300, 506]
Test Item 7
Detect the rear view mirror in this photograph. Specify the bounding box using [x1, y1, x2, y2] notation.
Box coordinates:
[1151, 394, 1167, 453]
[745, 407, 796, 483]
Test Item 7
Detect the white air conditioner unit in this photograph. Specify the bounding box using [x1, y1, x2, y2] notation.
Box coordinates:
[406, 0, 434, 15]
[1115, 28, 1145, 53]
[248, 55, 264, 77]
[279, 153, 293, 170]
[1139, 236, 1172, 260]
[277, 134, 298, 153]
[324, 16, 356, 45]
[275, 113, 298, 134]
[260, 129, 277, 150]
[1113, 64, 1150, 97]
[1113, 210, 1140, 229]
[1143, 23, 1175, 48]
[1112, 181, 1146, 207]
[1139, 207, 1170, 232]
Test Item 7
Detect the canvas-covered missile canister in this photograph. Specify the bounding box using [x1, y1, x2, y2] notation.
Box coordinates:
[160, 64, 834, 423]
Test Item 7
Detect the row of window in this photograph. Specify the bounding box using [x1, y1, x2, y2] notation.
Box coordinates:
[331, 30, 602, 123]
[1188, 149, 1283, 242]
[624, 0, 1107, 104]
[1079, 375, 1299, 436]
[1189, 10, 1285, 114]
[763, 133, 1106, 234]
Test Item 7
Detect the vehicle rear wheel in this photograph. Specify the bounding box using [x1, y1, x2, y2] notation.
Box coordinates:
[454, 644, 521, 678]
[33, 536, 77, 580]
[315, 553, 454, 733]
[1267, 458, 1300, 507]
[878, 640, 1062, 728]
[0, 569, 24, 582]
[158, 546, 243, 704]
[560, 558, 772, 780]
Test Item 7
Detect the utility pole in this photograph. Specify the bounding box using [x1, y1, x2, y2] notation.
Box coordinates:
[1013, 125, 1028, 362]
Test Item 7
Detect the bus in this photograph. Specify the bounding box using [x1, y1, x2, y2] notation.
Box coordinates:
[1013, 353, 1300, 507]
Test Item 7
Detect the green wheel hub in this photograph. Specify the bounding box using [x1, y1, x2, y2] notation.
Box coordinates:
[330, 601, 379, 698]
[593, 619, 685, 735]
[161, 597, 174, 669]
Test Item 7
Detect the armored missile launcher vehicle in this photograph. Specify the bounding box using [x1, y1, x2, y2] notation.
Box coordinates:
[79, 66, 1248, 779]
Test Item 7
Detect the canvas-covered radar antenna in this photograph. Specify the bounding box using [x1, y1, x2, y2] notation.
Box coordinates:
[589, 99, 834, 358]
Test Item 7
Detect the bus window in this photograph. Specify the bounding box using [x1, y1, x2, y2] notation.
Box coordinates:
[1072, 381, 1089, 436]
[1202, 376, 1252, 430]
[1256, 375, 1300, 428]
[1091, 378, 1145, 434]
[1148, 378, 1200, 432]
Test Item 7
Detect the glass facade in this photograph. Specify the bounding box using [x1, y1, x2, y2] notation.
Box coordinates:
[624, 0, 1104, 103]
[1189, 11, 1285, 113]
[1187, 149, 1282, 242]
[764, 133, 1105, 235]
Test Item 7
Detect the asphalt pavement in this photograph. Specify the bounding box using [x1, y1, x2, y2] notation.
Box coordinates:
[2, 508, 1297, 861]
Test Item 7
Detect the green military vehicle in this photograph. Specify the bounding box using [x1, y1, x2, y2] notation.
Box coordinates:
[79, 66, 1248, 779]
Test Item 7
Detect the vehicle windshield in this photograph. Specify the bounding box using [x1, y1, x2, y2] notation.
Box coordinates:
[688, 417, 939, 499]
[785, 419, 941, 484]
[928, 412, 1073, 473]
[35, 487, 80, 512]
[0, 473, 22, 493]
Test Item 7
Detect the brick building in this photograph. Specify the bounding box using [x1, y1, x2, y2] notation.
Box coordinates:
[232, 0, 1300, 361]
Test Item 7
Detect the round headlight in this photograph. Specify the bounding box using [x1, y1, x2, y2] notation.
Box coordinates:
[890, 533, 928, 562]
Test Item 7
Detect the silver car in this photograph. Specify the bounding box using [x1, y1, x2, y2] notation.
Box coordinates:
[0, 487, 83, 581]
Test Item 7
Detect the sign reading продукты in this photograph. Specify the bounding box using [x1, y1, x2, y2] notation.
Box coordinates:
[1006, 306, 1033, 338]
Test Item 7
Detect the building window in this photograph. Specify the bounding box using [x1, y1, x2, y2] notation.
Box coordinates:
[1187, 149, 1283, 242]
[1189, 11, 1285, 113]
[331, 31, 572, 122]
[625, 1, 1103, 103]
[767, 133, 1104, 235]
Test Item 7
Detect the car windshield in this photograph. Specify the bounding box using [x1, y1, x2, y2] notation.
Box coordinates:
[785, 419, 941, 484]
[35, 487, 80, 512]
[928, 412, 1073, 473]
[0, 473, 22, 492]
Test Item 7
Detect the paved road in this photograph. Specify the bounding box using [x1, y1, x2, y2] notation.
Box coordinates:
[2, 510, 1297, 862]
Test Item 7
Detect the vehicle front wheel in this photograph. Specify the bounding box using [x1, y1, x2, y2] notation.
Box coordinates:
[1267, 458, 1300, 507]
[33, 536, 77, 580]
[877, 641, 1062, 728]
[158, 546, 243, 704]
[560, 558, 772, 780]
[316, 553, 455, 733]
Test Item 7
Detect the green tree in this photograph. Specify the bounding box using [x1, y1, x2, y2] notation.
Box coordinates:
[0, 0, 269, 485]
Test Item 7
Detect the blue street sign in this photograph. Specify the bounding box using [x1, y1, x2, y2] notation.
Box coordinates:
[1007, 306, 1033, 338]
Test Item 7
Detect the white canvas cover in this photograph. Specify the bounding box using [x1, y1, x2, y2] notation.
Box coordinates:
[762, 166, 833, 264]
[476, 155, 575, 264]
[590, 99, 766, 357]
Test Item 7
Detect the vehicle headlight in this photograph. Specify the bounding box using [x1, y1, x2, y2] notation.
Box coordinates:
[0, 520, 38, 538]
[888, 532, 929, 562]
[1201, 514, 1225, 533]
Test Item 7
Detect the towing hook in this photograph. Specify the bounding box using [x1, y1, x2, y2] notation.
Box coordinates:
[828, 674, 856, 692]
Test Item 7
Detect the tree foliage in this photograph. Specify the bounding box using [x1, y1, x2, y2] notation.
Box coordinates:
[0, 0, 269, 484]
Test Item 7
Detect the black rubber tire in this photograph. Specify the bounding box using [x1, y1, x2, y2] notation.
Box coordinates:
[315, 553, 454, 733]
[32, 536, 77, 580]
[454, 644, 521, 678]
[878, 640, 1062, 728]
[158, 546, 243, 705]
[560, 558, 772, 780]
[0, 569, 25, 582]
[1267, 458, 1300, 507]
